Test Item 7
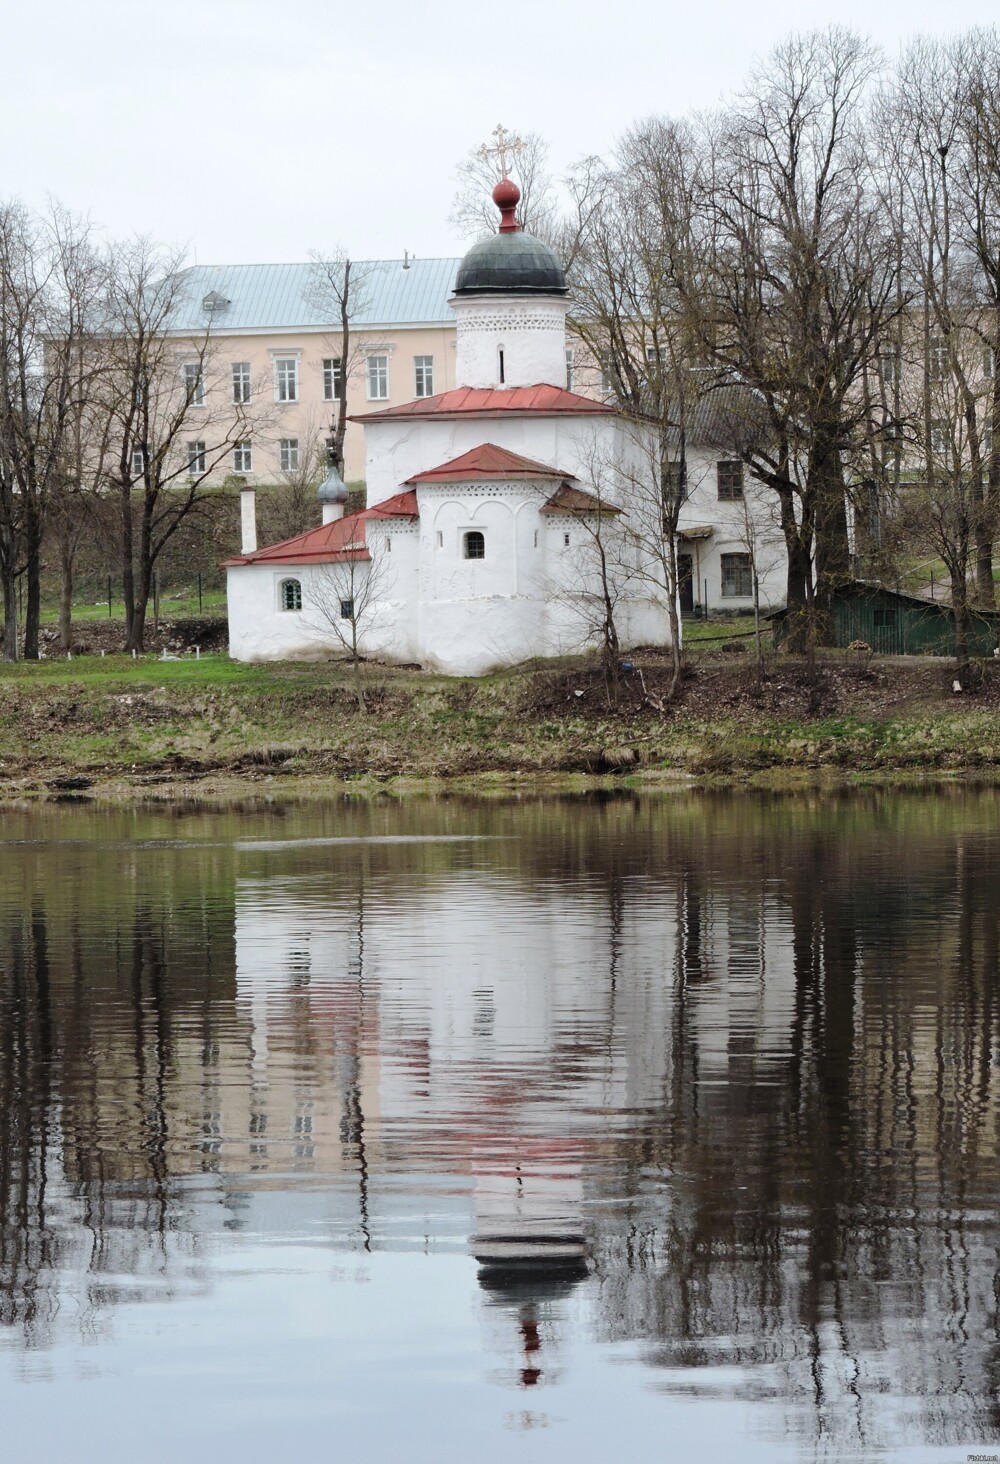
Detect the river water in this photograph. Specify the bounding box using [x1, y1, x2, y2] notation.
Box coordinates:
[0, 789, 998, 1462]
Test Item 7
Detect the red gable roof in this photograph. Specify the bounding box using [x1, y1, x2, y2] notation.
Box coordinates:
[224, 491, 418, 567]
[355, 384, 618, 422]
[406, 442, 571, 484]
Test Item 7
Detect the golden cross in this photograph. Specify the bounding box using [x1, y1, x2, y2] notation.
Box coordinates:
[478, 124, 525, 181]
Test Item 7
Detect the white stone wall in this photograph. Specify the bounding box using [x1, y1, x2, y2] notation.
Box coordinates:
[451, 293, 570, 390]
[677, 449, 787, 612]
[226, 528, 421, 665]
[365, 413, 639, 509]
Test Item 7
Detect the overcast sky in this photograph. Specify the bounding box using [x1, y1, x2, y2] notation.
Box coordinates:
[4, 0, 999, 266]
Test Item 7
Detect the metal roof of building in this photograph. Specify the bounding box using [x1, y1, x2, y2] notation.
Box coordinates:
[170, 258, 461, 334]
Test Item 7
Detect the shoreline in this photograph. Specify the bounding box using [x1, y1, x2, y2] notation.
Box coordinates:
[5, 649, 1000, 806]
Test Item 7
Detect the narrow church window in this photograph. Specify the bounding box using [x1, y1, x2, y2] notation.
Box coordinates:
[533, 530, 538, 548]
[385, 536, 392, 552]
[563, 531, 570, 547]
[463, 530, 485, 560]
[436, 530, 443, 549]
[498, 348, 505, 385]
[280, 579, 302, 612]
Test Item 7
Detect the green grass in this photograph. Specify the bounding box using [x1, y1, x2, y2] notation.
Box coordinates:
[682, 615, 758, 644]
[39, 590, 228, 625]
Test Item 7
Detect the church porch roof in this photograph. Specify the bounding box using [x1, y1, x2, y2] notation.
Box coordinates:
[540, 485, 621, 515]
[224, 491, 418, 568]
[406, 443, 572, 484]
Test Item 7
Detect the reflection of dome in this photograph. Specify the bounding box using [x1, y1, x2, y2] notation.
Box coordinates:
[476, 1254, 589, 1308]
[454, 232, 567, 296]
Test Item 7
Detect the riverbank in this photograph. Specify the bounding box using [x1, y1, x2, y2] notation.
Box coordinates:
[2, 644, 1000, 803]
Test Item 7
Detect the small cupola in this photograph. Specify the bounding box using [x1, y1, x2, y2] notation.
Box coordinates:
[318, 463, 350, 524]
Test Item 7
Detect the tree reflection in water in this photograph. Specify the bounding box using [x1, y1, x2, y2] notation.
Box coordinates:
[0, 793, 995, 1454]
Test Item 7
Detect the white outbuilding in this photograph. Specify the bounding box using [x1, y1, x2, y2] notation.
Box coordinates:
[225, 177, 674, 674]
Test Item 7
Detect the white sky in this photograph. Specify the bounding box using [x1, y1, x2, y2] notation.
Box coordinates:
[4, 0, 999, 265]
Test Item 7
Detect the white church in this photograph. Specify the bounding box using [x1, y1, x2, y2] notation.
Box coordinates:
[225, 177, 774, 675]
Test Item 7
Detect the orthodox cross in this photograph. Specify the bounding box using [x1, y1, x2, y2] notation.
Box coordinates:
[478, 124, 525, 181]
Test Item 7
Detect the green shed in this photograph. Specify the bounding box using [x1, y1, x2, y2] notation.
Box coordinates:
[771, 581, 1000, 657]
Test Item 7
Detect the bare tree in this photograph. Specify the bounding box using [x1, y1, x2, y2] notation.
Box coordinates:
[260, 407, 326, 543]
[97, 239, 255, 651]
[306, 527, 394, 709]
[306, 251, 373, 484]
[450, 131, 557, 241]
[0, 202, 103, 659]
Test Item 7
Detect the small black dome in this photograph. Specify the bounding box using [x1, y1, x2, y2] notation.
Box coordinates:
[453, 231, 567, 296]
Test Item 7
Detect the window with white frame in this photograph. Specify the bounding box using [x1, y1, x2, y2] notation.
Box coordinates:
[983, 426, 993, 457]
[280, 578, 302, 612]
[232, 361, 251, 403]
[279, 438, 299, 472]
[184, 363, 205, 407]
[187, 441, 206, 475]
[646, 344, 666, 367]
[930, 419, 948, 454]
[130, 445, 145, 478]
[928, 336, 948, 384]
[322, 357, 342, 401]
[234, 440, 252, 473]
[367, 355, 389, 400]
[984, 346, 996, 380]
[414, 355, 434, 398]
[275, 356, 299, 402]
[721, 552, 753, 597]
[565, 349, 575, 390]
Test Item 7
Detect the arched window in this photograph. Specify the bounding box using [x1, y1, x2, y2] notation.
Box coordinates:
[463, 530, 485, 561]
[280, 578, 302, 611]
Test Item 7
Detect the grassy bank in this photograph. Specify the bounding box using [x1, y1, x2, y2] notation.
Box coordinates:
[1, 643, 999, 803]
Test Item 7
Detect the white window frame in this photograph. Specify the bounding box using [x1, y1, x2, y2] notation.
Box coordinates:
[130, 445, 145, 478]
[322, 357, 342, 401]
[367, 354, 389, 401]
[187, 441, 206, 476]
[184, 362, 205, 407]
[721, 552, 753, 598]
[274, 356, 299, 403]
[414, 355, 434, 398]
[565, 348, 575, 391]
[232, 361, 251, 404]
[930, 420, 948, 455]
[234, 440, 253, 473]
[279, 438, 299, 472]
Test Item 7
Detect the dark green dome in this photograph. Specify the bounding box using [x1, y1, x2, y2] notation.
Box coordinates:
[453, 230, 567, 296]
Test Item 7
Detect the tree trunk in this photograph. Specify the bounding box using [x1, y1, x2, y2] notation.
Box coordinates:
[22, 500, 42, 661]
[121, 482, 136, 649]
[125, 493, 154, 653]
[1, 556, 17, 662]
[952, 565, 970, 674]
[58, 557, 73, 653]
[777, 485, 812, 654]
[811, 432, 851, 646]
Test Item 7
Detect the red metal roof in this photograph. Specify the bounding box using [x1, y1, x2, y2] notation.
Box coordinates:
[406, 443, 571, 484]
[355, 384, 618, 422]
[223, 488, 422, 567]
[540, 484, 621, 515]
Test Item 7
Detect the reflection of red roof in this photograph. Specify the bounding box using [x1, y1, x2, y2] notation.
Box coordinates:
[224, 491, 418, 567]
[541, 484, 620, 515]
[406, 443, 570, 484]
[355, 384, 618, 422]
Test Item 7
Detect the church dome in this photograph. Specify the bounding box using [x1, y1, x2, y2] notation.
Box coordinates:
[453, 179, 567, 297]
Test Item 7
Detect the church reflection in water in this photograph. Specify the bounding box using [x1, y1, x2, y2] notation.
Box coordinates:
[0, 791, 998, 1453]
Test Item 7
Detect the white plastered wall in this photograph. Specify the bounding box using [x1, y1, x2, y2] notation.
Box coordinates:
[677, 448, 787, 613]
[451, 293, 570, 389]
